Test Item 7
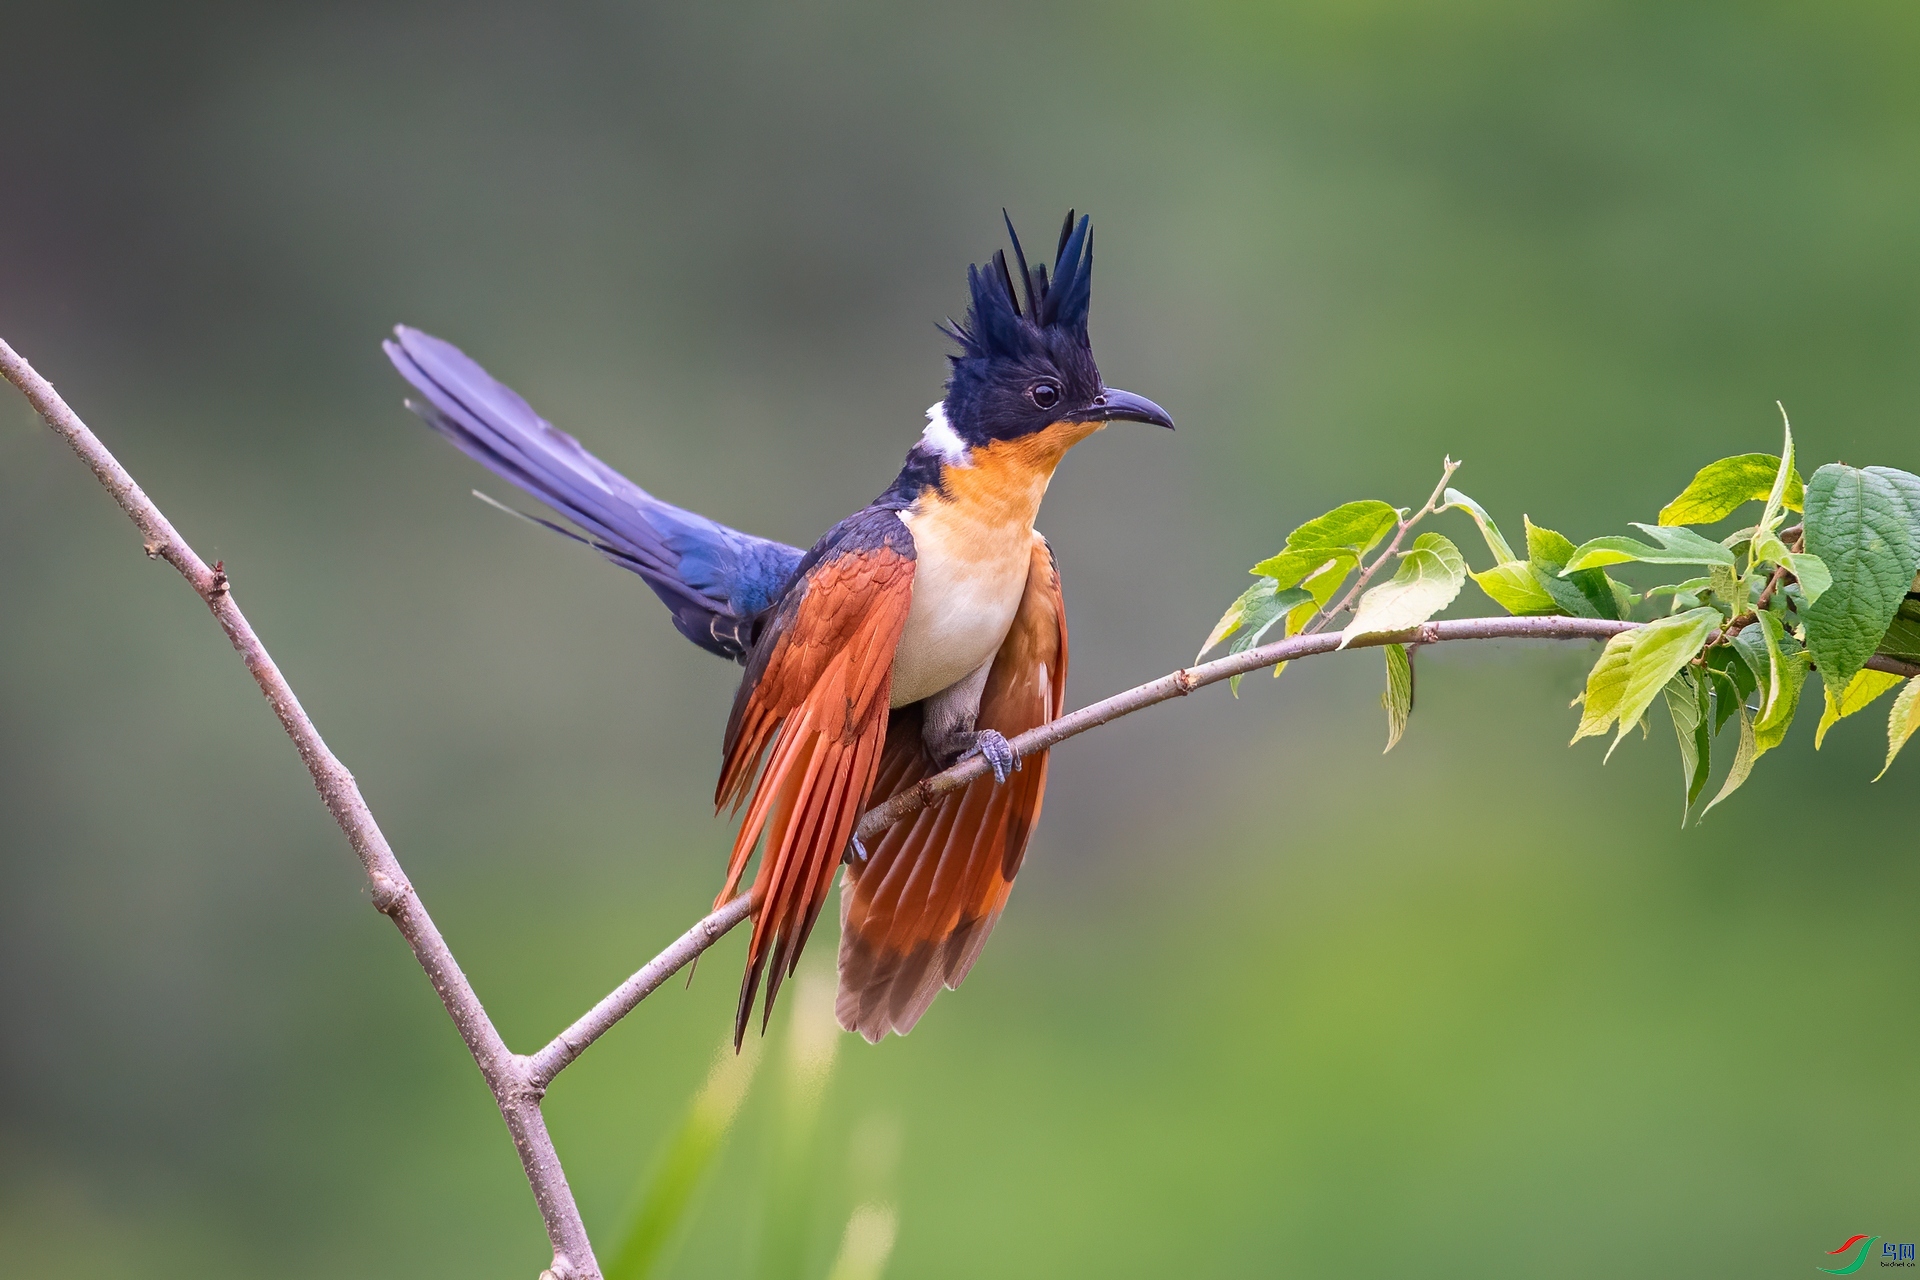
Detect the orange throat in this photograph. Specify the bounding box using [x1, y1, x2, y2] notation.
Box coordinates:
[889, 420, 1100, 707]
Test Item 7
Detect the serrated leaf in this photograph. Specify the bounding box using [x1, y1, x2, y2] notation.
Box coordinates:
[1815, 668, 1904, 749]
[1802, 464, 1920, 687]
[1441, 489, 1519, 563]
[1339, 533, 1466, 648]
[1381, 644, 1413, 753]
[1664, 671, 1711, 821]
[1563, 524, 1737, 573]
[1658, 453, 1805, 526]
[1700, 703, 1758, 817]
[1570, 607, 1719, 757]
[1876, 677, 1920, 780]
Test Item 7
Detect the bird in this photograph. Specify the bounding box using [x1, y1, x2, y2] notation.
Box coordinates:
[384, 211, 1173, 1045]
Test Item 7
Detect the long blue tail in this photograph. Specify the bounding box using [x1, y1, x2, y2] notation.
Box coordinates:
[384, 326, 802, 661]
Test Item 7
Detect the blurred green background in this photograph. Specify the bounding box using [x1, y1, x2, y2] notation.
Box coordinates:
[4, 2, 1920, 1276]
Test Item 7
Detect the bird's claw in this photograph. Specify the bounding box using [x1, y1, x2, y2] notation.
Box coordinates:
[845, 834, 870, 866]
[962, 731, 1018, 784]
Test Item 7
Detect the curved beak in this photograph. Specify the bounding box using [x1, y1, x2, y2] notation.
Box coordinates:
[1067, 387, 1175, 430]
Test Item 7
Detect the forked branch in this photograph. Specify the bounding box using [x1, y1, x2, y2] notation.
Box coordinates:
[12, 336, 1913, 1278]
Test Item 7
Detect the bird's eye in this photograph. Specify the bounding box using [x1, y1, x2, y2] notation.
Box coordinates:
[1030, 382, 1060, 410]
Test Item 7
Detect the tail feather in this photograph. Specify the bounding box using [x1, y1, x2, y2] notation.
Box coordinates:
[385, 326, 803, 660]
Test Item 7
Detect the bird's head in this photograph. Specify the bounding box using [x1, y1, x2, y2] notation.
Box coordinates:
[931, 211, 1173, 459]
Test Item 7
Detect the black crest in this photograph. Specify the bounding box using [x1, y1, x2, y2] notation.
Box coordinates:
[935, 211, 1104, 447]
[943, 210, 1095, 362]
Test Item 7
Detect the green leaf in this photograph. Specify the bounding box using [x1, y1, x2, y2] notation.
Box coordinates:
[1250, 549, 1355, 595]
[1381, 644, 1413, 753]
[1700, 703, 1758, 818]
[1707, 643, 1758, 732]
[1664, 670, 1712, 821]
[1801, 464, 1920, 687]
[1877, 677, 1920, 780]
[1753, 641, 1808, 759]
[1339, 533, 1467, 648]
[1658, 453, 1805, 526]
[1440, 488, 1519, 563]
[1571, 607, 1719, 757]
[1251, 500, 1399, 588]
[1298, 555, 1351, 617]
[1784, 551, 1831, 605]
[1470, 561, 1560, 615]
[1269, 559, 1353, 681]
[1754, 611, 1788, 722]
[1758, 411, 1796, 540]
[1815, 668, 1905, 749]
[1229, 588, 1315, 693]
[1572, 630, 1635, 743]
[1199, 579, 1268, 658]
[1710, 563, 1744, 611]
[1527, 517, 1629, 620]
[1706, 667, 1742, 736]
[1729, 626, 1773, 724]
[1879, 613, 1920, 663]
[1647, 576, 1715, 599]
[1200, 579, 1313, 662]
[1562, 523, 1737, 573]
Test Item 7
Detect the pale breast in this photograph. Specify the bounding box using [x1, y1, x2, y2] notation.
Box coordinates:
[885, 421, 1095, 708]
[889, 500, 1035, 707]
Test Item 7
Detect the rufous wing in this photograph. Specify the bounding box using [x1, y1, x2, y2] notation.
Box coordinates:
[837, 532, 1067, 1042]
[716, 509, 916, 1048]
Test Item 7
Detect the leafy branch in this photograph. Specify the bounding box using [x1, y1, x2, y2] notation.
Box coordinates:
[1202, 408, 1920, 823]
[11, 329, 1919, 1277]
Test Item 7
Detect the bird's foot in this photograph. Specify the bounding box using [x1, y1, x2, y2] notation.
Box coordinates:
[845, 834, 870, 866]
[960, 730, 1019, 784]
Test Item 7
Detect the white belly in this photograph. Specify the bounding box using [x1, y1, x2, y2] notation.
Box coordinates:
[889, 507, 1032, 707]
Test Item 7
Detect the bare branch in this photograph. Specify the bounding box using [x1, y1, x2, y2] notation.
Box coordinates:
[855, 613, 1630, 842]
[0, 338, 599, 1280]
[527, 894, 755, 1090]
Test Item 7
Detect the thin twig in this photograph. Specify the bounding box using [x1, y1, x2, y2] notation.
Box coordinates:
[0, 338, 598, 1280]
[1304, 456, 1462, 633]
[528, 894, 754, 1089]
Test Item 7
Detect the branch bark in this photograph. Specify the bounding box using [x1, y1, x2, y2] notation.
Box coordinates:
[0, 339, 598, 1279]
[14, 333, 1920, 1271]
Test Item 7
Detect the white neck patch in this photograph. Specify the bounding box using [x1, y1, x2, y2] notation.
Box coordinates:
[920, 402, 971, 465]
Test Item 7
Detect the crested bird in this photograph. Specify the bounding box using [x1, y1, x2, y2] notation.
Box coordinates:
[385, 211, 1173, 1044]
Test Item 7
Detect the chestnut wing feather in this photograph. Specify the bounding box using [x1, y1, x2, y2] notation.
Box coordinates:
[715, 508, 916, 1046]
[836, 533, 1067, 1042]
